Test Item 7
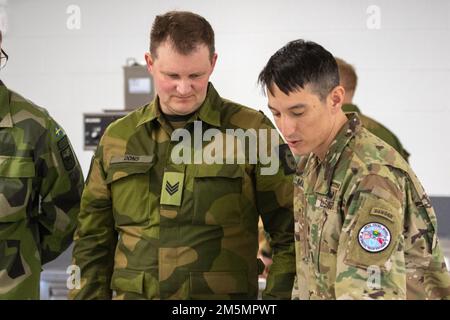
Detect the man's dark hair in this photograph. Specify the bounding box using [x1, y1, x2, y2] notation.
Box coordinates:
[150, 11, 215, 60]
[258, 39, 339, 101]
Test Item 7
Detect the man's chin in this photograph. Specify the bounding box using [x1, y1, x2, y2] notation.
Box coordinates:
[290, 145, 311, 157]
[167, 105, 199, 115]
[168, 101, 202, 114]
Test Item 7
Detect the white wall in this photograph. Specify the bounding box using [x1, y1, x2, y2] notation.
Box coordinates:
[1, 0, 449, 195]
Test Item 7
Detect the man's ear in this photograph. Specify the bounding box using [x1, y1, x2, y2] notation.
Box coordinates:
[210, 52, 218, 72]
[145, 52, 154, 74]
[329, 85, 345, 113]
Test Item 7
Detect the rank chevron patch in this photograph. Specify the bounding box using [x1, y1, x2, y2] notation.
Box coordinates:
[166, 181, 179, 196]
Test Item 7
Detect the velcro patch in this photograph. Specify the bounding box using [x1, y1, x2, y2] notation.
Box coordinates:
[160, 172, 184, 207]
[55, 126, 65, 138]
[60, 146, 76, 171]
[57, 136, 69, 151]
[110, 155, 154, 164]
[369, 207, 395, 222]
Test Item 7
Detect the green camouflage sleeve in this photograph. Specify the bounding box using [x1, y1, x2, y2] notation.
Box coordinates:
[69, 141, 117, 300]
[36, 117, 84, 264]
[335, 172, 450, 299]
[257, 116, 296, 300]
[402, 175, 450, 299]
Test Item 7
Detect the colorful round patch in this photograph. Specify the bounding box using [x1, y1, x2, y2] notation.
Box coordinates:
[358, 222, 391, 253]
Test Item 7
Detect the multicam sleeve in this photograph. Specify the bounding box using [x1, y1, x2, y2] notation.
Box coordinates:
[36, 117, 84, 264]
[334, 172, 407, 299]
[335, 170, 450, 300]
[402, 177, 450, 299]
[256, 116, 296, 300]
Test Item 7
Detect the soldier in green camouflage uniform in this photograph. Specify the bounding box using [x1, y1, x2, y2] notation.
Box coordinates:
[259, 39, 450, 299]
[69, 11, 295, 300]
[336, 57, 410, 161]
[0, 31, 84, 299]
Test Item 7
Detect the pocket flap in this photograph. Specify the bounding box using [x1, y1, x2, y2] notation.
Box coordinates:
[110, 268, 145, 294]
[190, 271, 248, 295]
[105, 155, 154, 184]
[0, 156, 35, 178]
[195, 164, 244, 179]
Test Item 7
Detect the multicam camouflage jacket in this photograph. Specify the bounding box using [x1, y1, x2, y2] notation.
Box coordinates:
[69, 83, 296, 300]
[0, 81, 84, 299]
[342, 104, 410, 161]
[293, 113, 450, 300]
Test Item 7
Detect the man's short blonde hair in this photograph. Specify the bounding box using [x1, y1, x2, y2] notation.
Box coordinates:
[335, 57, 358, 93]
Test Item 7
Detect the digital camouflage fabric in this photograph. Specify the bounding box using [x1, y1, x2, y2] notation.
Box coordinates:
[293, 113, 450, 300]
[342, 104, 410, 162]
[70, 83, 295, 300]
[0, 81, 84, 299]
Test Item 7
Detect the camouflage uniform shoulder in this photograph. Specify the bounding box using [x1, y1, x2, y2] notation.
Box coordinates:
[333, 127, 410, 209]
[102, 104, 148, 140]
[348, 126, 410, 175]
[8, 90, 53, 128]
[220, 98, 272, 130]
[359, 113, 408, 155]
[98, 104, 151, 168]
[359, 113, 394, 136]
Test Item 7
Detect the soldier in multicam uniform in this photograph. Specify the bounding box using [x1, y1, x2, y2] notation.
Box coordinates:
[336, 57, 410, 162]
[258, 39, 450, 299]
[69, 11, 295, 300]
[0, 30, 84, 299]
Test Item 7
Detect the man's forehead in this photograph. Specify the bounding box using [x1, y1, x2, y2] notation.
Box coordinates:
[267, 85, 318, 110]
[155, 39, 209, 57]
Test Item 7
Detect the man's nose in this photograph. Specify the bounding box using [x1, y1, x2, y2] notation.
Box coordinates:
[279, 116, 296, 139]
[176, 80, 192, 96]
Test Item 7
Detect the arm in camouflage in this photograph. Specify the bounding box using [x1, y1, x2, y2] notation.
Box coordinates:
[0, 89, 83, 299]
[69, 143, 117, 300]
[257, 116, 296, 300]
[335, 168, 450, 299]
[36, 118, 84, 264]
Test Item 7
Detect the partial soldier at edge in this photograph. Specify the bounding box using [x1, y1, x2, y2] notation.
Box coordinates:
[336, 57, 410, 161]
[0, 30, 84, 299]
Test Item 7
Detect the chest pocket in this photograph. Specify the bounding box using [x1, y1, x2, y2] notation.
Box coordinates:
[192, 164, 244, 225]
[0, 156, 35, 222]
[105, 158, 154, 226]
[306, 193, 342, 275]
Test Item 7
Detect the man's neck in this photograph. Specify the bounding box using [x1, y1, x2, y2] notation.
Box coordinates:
[314, 113, 348, 161]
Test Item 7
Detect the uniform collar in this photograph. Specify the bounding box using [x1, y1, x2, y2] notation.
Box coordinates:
[341, 103, 361, 114]
[0, 80, 13, 128]
[312, 112, 361, 195]
[136, 82, 222, 128]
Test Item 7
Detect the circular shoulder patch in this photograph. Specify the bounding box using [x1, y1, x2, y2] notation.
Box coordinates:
[358, 222, 391, 253]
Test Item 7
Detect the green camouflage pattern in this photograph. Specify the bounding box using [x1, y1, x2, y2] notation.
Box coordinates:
[69, 83, 295, 300]
[0, 81, 84, 299]
[342, 104, 410, 161]
[293, 112, 450, 300]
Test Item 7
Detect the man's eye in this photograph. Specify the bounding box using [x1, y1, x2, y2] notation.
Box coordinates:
[272, 112, 281, 117]
[292, 112, 304, 117]
[190, 74, 200, 79]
